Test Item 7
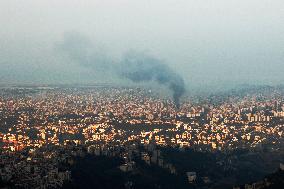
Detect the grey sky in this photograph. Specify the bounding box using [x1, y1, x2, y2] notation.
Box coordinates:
[0, 0, 283, 90]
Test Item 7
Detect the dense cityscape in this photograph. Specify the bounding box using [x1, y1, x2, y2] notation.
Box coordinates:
[1, 0, 283, 188]
[0, 85, 283, 188]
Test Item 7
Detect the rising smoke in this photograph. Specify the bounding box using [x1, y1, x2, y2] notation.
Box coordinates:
[119, 51, 185, 108]
[57, 32, 185, 108]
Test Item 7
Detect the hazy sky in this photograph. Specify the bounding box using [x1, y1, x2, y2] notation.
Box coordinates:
[0, 0, 283, 90]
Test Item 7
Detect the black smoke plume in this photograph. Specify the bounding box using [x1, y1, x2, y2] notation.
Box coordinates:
[57, 33, 185, 108]
[119, 51, 185, 108]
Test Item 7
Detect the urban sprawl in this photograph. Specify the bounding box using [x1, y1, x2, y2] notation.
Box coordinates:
[0, 86, 283, 188]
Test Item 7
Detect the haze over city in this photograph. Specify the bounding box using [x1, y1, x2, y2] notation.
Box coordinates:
[0, 0, 283, 90]
[0, 1, 284, 189]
